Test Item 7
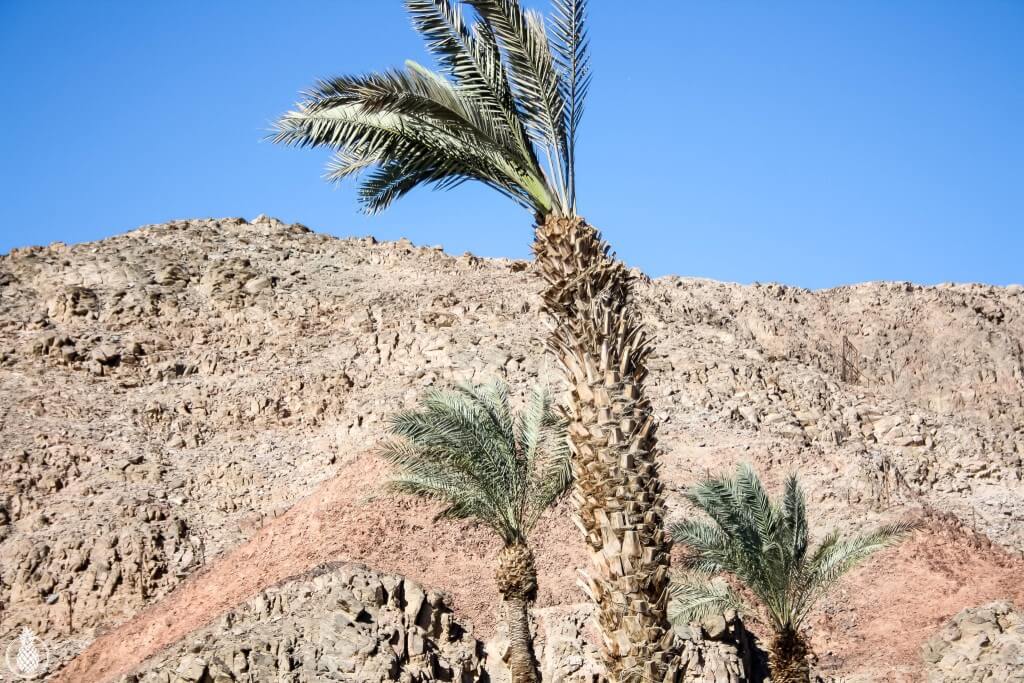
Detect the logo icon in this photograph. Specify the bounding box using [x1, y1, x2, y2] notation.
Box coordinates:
[4, 628, 50, 679]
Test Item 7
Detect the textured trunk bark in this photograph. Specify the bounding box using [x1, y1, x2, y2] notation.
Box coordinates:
[532, 216, 677, 683]
[768, 627, 811, 683]
[496, 543, 540, 683]
[504, 596, 539, 683]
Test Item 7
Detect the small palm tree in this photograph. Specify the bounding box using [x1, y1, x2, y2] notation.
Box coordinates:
[668, 464, 919, 683]
[275, 4, 678, 679]
[380, 380, 571, 683]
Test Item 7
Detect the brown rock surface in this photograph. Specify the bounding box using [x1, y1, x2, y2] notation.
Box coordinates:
[0, 216, 1021, 681]
[922, 601, 1024, 682]
[115, 562, 488, 683]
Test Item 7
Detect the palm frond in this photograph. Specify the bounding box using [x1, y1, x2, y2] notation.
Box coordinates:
[732, 463, 790, 619]
[670, 519, 730, 572]
[550, 0, 590, 211]
[382, 379, 570, 545]
[805, 520, 919, 587]
[467, 0, 570, 210]
[405, 0, 529, 153]
[668, 572, 751, 626]
[273, 80, 551, 214]
[304, 64, 511, 158]
[274, 0, 590, 218]
[458, 380, 518, 456]
[522, 385, 571, 527]
[791, 519, 919, 627]
[387, 454, 497, 525]
[357, 160, 446, 214]
[781, 472, 809, 575]
[683, 474, 774, 598]
[671, 464, 918, 633]
[406, 388, 515, 491]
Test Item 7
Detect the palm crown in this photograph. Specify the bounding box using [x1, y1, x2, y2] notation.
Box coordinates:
[668, 463, 918, 633]
[273, 0, 590, 217]
[380, 380, 571, 545]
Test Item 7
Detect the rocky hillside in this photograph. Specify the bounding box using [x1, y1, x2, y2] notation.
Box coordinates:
[0, 216, 1021, 682]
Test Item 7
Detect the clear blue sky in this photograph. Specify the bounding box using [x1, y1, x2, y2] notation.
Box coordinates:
[1, 1, 1021, 288]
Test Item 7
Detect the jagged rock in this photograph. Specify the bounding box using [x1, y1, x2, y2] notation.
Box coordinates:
[122, 563, 485, 683]
[923, 601, 1024, 682]
[175, 656, 207, 681]
[46, 285, 99, 321]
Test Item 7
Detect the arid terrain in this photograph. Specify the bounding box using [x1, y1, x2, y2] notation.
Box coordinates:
[1, 216, 1022, 682]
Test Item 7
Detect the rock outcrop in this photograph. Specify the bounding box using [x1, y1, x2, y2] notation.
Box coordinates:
[923, 601, 1024, 682]
[121, 563, 486, 683]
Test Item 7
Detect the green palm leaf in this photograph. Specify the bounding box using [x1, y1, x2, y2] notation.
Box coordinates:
[668, 572, 751, 625]
[381, 379, 572, 545]
[550, 0, 589, 211]
[273, 0, 588, 217]
[670, 464, 919, 633]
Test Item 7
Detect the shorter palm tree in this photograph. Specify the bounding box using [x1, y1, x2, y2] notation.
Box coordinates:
[380, 379, 571, 683]
[668, 464, 919, 683]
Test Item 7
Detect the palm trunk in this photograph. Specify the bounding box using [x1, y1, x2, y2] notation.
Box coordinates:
[504, 596, 539, 683]
[768, 627, 811, 683]
[496, 543, 540, 683]
[532, 216, 676, 683]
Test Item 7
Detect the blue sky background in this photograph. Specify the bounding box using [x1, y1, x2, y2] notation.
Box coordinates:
[1, 1, 1021, 288]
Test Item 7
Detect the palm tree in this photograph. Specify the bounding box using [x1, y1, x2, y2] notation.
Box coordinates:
[273, 2, 676, 680]
[380, 380, 571, 683]
[668, 464, 919, 683]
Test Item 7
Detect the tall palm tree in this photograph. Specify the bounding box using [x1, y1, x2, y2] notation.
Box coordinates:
[380, 380, 571, 683]
[668, 464, 919, 683]
[274, 2, 676, 680]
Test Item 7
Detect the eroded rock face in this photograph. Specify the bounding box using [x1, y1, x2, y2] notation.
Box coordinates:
[120, 563, 487, 683]
[673, 613, 758, 683]
[1, 510, 193, 636]
[923, 602, 1024, 682]
[657, 278, 1024, 549]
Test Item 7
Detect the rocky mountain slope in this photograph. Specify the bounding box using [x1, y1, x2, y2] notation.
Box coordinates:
[0, 216, 1021, 682]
